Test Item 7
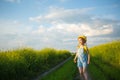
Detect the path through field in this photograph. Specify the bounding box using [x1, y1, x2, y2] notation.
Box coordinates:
[36, 57, 93, 80]
[74, 69, 92, 80]
[34, 57, 72, 80]
[74, 73, 92, 80]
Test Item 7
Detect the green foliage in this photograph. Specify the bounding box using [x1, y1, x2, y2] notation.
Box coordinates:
[41, 58, 77, 80]
[88, 61, 107, 80]
[89, 40, 120, 80]
[0, 47, 71, 80]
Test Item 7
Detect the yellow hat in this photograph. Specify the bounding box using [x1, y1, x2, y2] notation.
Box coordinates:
[78, 35, 87, 42]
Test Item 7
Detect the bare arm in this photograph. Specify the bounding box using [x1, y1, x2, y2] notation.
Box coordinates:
[86, 47, 90, 64]
[74, 49, 78, 63]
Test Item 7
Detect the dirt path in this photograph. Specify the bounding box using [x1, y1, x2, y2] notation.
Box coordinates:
[33, 57, 72, 80]
[74, 70, 92, 80]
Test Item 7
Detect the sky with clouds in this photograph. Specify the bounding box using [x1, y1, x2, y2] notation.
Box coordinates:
[0, 0, 120, 52]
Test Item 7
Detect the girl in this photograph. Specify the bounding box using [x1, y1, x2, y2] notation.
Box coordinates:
[74, 35, 90, 80]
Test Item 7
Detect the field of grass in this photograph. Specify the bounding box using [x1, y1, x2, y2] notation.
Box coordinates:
[0, 41, 119, 80]
[89, 40, 120, 80]
[40, 40, 120, 80]
[41, 57, 77, 80]
[0, 47, 71, 80]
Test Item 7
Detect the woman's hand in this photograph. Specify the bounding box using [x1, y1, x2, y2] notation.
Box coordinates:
[87, 61, 90, 64]
[74, 58, 76, 63]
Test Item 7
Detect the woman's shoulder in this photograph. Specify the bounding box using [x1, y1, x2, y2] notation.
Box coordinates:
[83, 45, 88, 49]
[83, 45, 89, 52]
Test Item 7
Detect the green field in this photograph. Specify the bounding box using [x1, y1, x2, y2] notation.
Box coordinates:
[89, 40, 120, 80]
[40, 40, 120, 80]
[41, 57, 77, 80]
[0, 48, 71, 80]
[0, 41, 120, 80]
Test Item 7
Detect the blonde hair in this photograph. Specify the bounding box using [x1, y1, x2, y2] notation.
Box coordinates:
[77, 43, 88, 53]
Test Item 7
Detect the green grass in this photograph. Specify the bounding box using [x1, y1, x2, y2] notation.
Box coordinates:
[0, 40, 119, 80]
[0, 47, 71, 80]
[92, 58, 120, 80]
[40, 40, 120, 80]
[41, 57, 77, 80]
[88, 61, 107, 80]
[90, 40, 120, 68]
[89, 40, 120, 80]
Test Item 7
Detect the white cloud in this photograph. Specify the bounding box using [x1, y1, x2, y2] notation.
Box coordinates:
[0, 19, 118, 51]
[28, 5, 120, 51]
[0, 20, 34, 50]
[29, 7, 94, 24]
[32, 25, 46, 34]
[0, 7, 120, 51]
[31, 23, 113, 39]
[91, 15, 117, 21]
[0, 20, 32, 34]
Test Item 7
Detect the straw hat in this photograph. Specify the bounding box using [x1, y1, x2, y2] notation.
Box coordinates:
[78, 35, 87, 42]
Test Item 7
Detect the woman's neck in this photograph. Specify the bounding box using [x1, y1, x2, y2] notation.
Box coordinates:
[78, 44, 84, 48]
[79, 43, 84, 46]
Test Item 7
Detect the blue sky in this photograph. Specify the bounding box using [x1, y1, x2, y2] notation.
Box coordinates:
[0, 0, 120, 52]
